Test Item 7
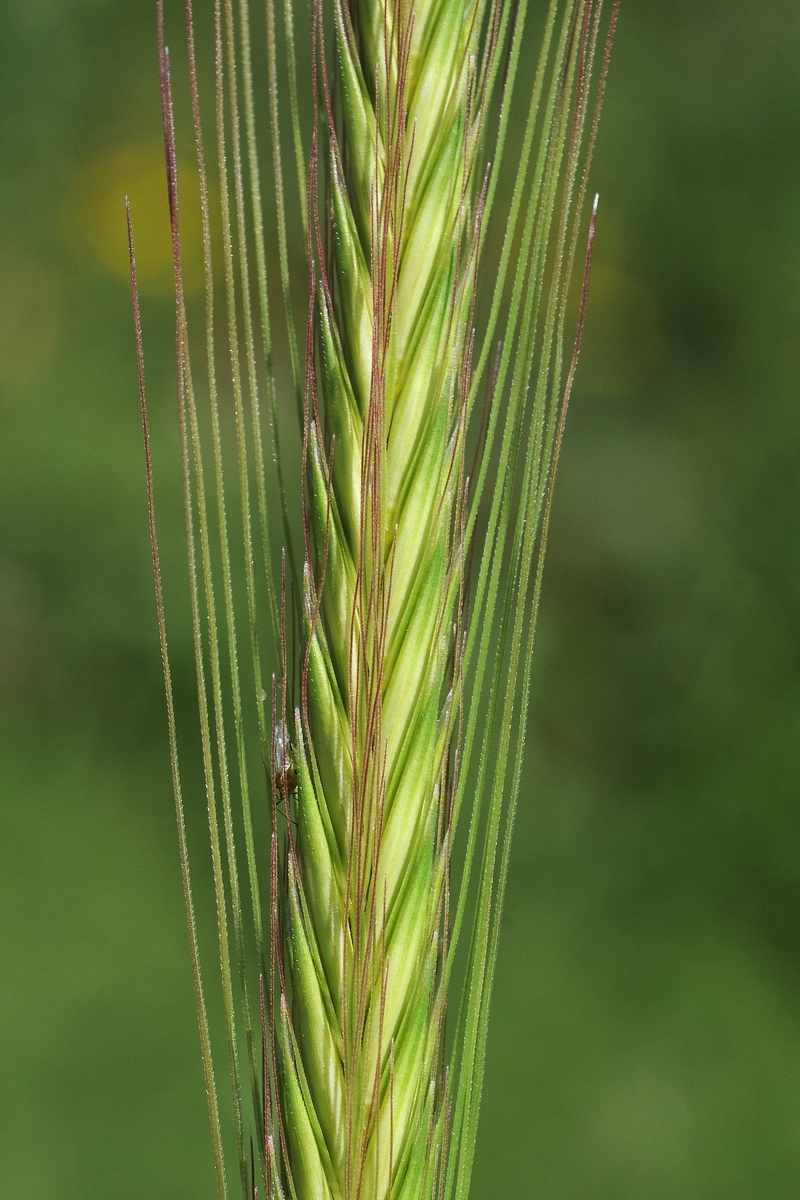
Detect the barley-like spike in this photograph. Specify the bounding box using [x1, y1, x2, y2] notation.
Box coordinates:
[281, 1, 504, 1197]
[143, 0, 616, 1197]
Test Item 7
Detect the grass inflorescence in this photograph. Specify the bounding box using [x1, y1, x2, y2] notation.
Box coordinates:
[127, 0, 618, 1197]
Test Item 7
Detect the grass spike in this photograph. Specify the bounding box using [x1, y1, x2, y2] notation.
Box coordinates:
[140, 1, 617, 1197]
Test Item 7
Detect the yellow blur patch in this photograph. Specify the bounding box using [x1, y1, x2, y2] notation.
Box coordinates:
[65, 141, 207, 298]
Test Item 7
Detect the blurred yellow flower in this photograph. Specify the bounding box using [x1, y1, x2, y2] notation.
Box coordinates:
[65, 141, 208, 298]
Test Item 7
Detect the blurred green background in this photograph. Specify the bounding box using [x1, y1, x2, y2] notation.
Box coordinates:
[2, 1, 800, 1196]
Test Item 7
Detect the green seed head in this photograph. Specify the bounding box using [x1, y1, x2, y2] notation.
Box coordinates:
[283, 3, 485, 1195]
[138, 1, 617, 1198]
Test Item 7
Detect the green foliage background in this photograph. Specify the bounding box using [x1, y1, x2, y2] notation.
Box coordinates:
[2, 1, 800, 1196]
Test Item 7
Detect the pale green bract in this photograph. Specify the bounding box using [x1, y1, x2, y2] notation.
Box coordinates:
[128, 1, 617, 1199]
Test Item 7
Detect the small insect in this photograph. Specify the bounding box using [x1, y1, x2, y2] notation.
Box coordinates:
[272, 722, 298, 799]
